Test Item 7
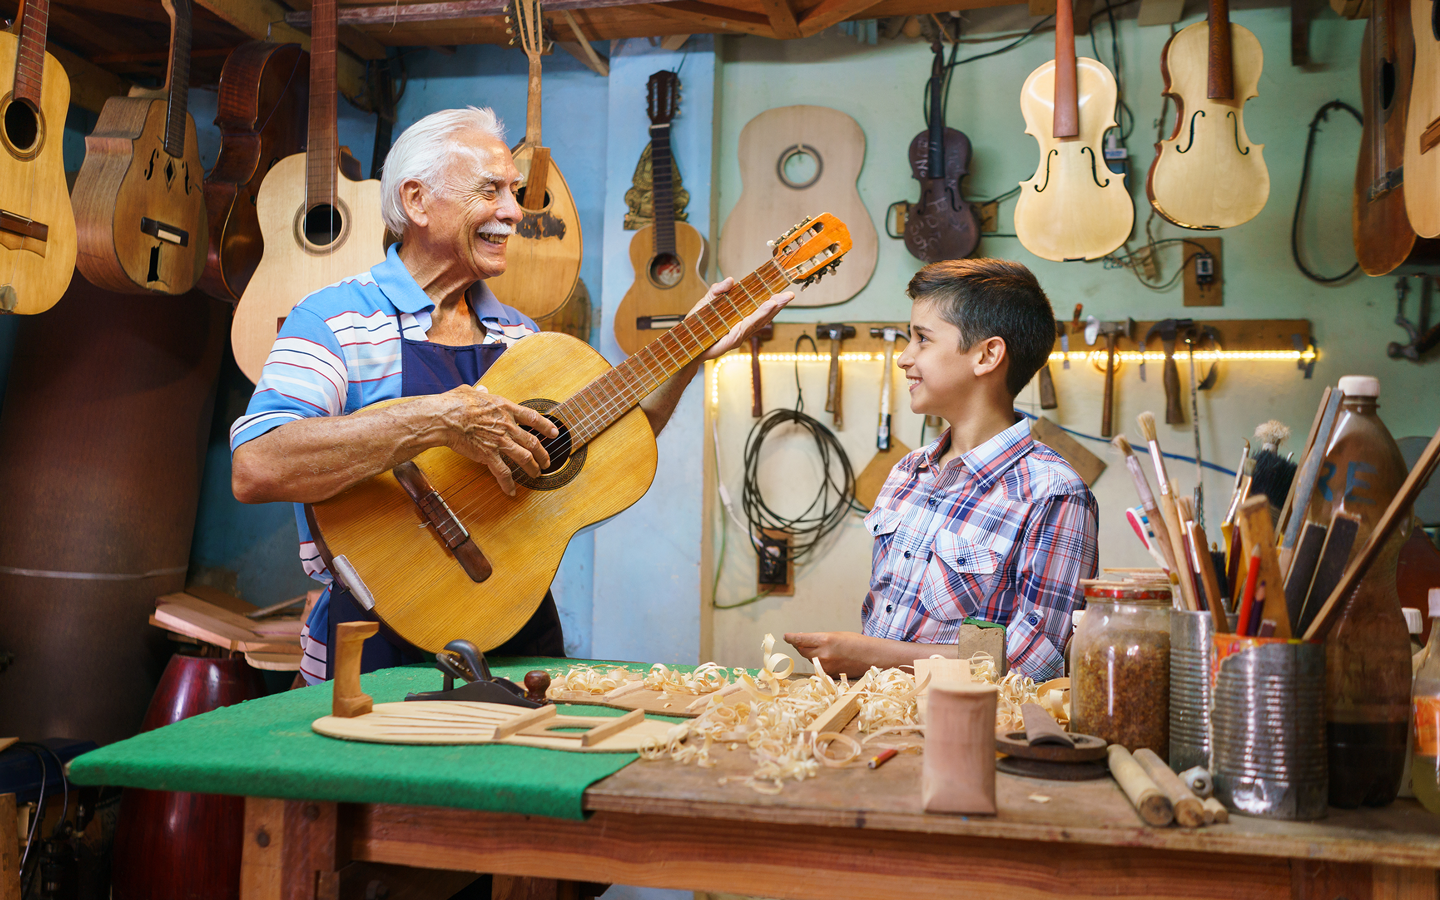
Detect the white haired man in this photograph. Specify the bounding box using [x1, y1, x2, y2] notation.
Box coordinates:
[231, 107, 791, 683]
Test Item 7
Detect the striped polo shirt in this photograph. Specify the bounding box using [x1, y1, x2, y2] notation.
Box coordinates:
[229, 243, 540, 682]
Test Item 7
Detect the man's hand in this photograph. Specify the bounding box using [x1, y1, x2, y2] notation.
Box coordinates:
[432, 384, 560, 496]
[783, 631, 882, 678]
[690, 277, 795, 362]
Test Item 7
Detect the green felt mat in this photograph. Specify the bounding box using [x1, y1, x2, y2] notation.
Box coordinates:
[66, 658, 665, 821]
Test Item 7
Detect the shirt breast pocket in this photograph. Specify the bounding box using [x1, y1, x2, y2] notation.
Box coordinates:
[920, 529, 1003, 622]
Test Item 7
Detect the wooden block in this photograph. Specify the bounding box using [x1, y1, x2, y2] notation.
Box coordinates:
[913, 656, 969, 688]
[957, 623, 1007, 676]
[580, 709, 645, 748]
[1031, 416, 1106, 486]
[333, 621, 380, 719]
[1283, 520, 1328, 629]
[1182, 238, 1223, 307]
[804, 684, 865, 735]
[1297, 512, 1361, 636]
[493, 705, 557, 741]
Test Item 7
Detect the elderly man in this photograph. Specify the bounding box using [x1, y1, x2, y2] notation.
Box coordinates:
[231, 107, 790, 683]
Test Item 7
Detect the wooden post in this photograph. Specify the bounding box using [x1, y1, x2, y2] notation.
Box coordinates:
[332, 621, 379, 718]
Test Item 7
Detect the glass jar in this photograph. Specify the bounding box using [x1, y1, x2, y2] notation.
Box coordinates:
[1071, 598, 1172, 758]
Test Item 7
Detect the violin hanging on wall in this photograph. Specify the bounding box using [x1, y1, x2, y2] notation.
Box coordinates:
[1146, 0, 1269, 230]
[1012, 0, 1133, 262]
[903, 40, 979, 263]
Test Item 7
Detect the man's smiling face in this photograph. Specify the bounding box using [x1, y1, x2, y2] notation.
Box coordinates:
[424, 131, 524, 281]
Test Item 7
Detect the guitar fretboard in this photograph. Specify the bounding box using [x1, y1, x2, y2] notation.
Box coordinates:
[12, 0, 49, 107]
[557, 259, 793, 447]
[650, 123, 676, 256]
[164, 0, 193, 159]
[306, 0, 340, 209]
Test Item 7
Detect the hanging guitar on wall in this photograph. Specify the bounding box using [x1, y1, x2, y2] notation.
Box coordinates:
[613, 70, 708, 357]
[229, 0, 386, 384]
[73, 0, 208, 295]
[0, 0, 76, 315]
[1013, 0, 1133, 262]
[719, 106, 876, 307]
[1404, 0, 1440, 238]
[1146, 0, 1269, 230]
[903, 40, 979, 263]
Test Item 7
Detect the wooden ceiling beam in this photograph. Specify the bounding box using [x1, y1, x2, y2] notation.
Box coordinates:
[644, 1, 775, 37]
[189, 0, 368, 98]
[796, 0, 884, 35]
[286, 0, 670, 27]
[48, 44, 132, 113]
[756, 0, 802, 38]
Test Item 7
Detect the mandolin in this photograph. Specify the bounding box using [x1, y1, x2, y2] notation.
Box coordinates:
[73, 0, 207, 295]
[904, 40, 979, 263]
[307, 215, 852, 653]
[612, 70, 709, 357]
[1404, 0, 1440, 238]
[1147, 0, 1269, 230]
[229, 0, 386, 384]
[1013, 0, 1133, 262]
[0, 0, 76, 315]
[199, 41, 309, 303]
[482, 0, 583, 322]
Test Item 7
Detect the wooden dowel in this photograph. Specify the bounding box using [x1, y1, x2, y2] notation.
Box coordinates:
[581, 709, 646, 747]
[1203, 796, 1230, 824]
[1134, 748, 1206, 827]
[1236, 496, 1291, 638]
[1190, 521, 1230, 633]
[1107, 745, 1174, 827]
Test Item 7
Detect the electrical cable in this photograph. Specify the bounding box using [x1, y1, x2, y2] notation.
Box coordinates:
[17, 744, 48, 896]
[1292, 100, 1363, 284]
[1014, 408, 1237, 475]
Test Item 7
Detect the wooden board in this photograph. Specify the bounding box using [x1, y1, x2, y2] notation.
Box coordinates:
[1030, 415, 1106, 486]
[152, 592, 303, 656]
[313, 701, 675, 751]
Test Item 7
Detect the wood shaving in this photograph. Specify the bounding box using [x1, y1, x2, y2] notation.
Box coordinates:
[546, 661, 736, 701]
[966, 653, 1070, 731]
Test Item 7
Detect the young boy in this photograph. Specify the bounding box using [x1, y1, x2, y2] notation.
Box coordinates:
[785, 259, 1098, 681]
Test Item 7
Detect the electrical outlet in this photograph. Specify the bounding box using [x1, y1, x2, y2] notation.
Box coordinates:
[756, 528, 794, 596]
[1183, 237, 1223, 307]
[978, 201, 999, 233]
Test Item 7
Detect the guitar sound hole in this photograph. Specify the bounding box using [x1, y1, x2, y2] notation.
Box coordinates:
[648, 252, 683, 288]
[515, 186, 552, 210]
[526, 414, 572, 475]
[4, 99, 38, 152]
[1381, 58, 1396, 112]
[304, 203, 344, 246]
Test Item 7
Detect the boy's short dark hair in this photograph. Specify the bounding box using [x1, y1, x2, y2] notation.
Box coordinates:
[906, 259, 1056, 398]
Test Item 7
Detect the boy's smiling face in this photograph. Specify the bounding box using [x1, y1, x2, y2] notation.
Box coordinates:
[898, 297, 1008, 423]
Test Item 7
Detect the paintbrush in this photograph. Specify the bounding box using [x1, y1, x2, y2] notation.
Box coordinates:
[1219, 440, 1250, 550]
[1250, 421, 1295, 517]
[1138, 412, 1201, 612]
[1113, 436, 1179, 577]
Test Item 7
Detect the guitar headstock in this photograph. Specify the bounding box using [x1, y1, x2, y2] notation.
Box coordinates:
[770, 214, 851, 288]
[646, 71, 680, 126]
[506, 0, 548, 60]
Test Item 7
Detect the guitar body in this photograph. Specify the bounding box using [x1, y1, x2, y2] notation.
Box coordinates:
[903, 127, 980, 262]
[719, 106, 877, 307]
[73, 98, 208, 295]
[612, 221, 708, 356]
[1404, 0, 1440, 238]
[231, 152, 386, 383]
[309, 332, 658, 652]
[1013, 58, 1134, 262]
[0, 34, 75, 315]
[199, 41, 309, 303]
[1147, 22, 1269, 230]
[483, 142, 583, 322]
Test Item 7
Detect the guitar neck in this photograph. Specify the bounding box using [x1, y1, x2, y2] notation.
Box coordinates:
[163, 0, 193, 159]
[525, 53, 543, 147]
[649, 123, 676, 255]
[1207, 0, 1235, 100]
[306, 0, 340, 207]
[1053, 0, 1079, 139]
[12, 0, 49, 107]
[558, 259, 793, 447]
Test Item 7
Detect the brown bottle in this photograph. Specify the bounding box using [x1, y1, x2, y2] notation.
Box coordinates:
[1306, 375, 1413, 808]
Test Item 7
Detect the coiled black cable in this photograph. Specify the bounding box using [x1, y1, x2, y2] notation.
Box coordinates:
[1292, 100, 1362, 284]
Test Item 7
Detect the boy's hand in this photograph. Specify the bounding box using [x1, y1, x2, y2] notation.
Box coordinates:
[783, 631, 879, 678]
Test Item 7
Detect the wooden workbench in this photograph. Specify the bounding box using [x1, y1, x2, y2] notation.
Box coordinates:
[239, 737, 1440, 900]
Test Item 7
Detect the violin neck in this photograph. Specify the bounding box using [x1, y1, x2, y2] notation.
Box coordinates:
[926, 42, 946, 177]
[1207, 0, 1235, 100]
[1053, 0, 1079, 139]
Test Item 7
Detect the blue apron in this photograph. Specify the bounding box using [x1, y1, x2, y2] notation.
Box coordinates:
[324, 331, 567, 677]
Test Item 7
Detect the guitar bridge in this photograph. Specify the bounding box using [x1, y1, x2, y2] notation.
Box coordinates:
[1369, 166, 1403, 200]
[0, 210, 49, 243]
[141, 217, 189, 246]
[393, 461, 492, 583]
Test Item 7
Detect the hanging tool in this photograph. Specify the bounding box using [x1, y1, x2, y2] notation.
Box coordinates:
[1064, 303, 1082, 369]
[818, 323, 855, 430]
[1092, 317, 1136, 438]
[1183, 323, 1222, 526]
[1388, 275, 1440, 361]
[1038, 321, 1062, 409]
[856, 328, 913, 507]
[749, 324, 773, 418]
[1144, 318, 1194, 425]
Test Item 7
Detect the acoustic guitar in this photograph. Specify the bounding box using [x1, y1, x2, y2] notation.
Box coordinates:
[612, 70, 708, 357]
[904, 40, 979, 263]
[0, 0, 76, 315]
[1013, 0, 1133, 261]
[1355, 0, 1440, 273]
[73, 0, 207, 295]
[482, 0, 583, 322]
[307, 214, 852, 652]
[1404, 0, 1440, 238]
[1147, 0, 1269, 230]
[199, 41, 309, 303]
[230, 0, 386, 384]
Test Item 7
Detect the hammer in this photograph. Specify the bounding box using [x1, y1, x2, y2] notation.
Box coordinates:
[1095, 317, 1135, 438]
[749, 324, 773, 418]
[818, 323, 855, 430]
[1144, 318, 1194, 426]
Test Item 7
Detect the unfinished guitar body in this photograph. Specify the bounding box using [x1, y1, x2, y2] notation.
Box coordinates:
[481, 142, 583, 322]
[73, 98, 208, 295]
[308, 331, 658, 652]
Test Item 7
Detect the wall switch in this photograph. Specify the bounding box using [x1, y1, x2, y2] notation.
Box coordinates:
[1183, 237, 1223, 307]
[756, 528, 794, 596]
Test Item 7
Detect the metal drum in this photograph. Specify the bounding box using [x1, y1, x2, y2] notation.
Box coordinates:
[1170, 610, 1214, 771]
[1211, 639, 1327, 820]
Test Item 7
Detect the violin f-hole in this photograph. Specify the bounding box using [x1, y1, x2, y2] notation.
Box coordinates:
[1033, 150, 1058, 192]
[1226, 112, 1250, 155]
[1081, 146, 1110, 188]
[1176, 110, 1205, 153]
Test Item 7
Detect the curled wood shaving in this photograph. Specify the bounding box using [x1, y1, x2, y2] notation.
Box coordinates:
[965, 653, 1069, 731]
[546, 662, 736, 702]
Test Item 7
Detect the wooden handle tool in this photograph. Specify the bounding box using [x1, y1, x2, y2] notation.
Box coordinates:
[1038, 363, 1058, 410]
[1236, 495, 1290, 638]
[1159, 483, 1200, 611]
[1107, 744, 1174, 826]
[1113, 436, 1179, 577]
[1134, 748, 1206, 827]
[819, 324, 855, 430]
[1279, 387, 1343, 572]
[1296, 511, 1361, 636]
[333, 620, 380, 718]
[1189, 520, 1229, 632]
[748, 324, 772, 418]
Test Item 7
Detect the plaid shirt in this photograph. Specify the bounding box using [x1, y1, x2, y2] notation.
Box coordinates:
[861, 417, 1099, 680]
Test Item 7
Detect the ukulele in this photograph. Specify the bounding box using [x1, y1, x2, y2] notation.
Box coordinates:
[1146, 0, 1269, 230]
[1404, 0, 1440, 238]
[903, 41, 979, 263]
[482, 0, 583, 322]
[73, 0, 207, 295]
[0, 0, 76, 315]
[1013, 0, 1133, 262]
[307, 214, 852, 653]
[199, 41, 309, 303]
[612, 71, 709, 357]
[719, 107, 876, 307]
[1355, 0, 1440, 273]
[230, 0, 386, 384]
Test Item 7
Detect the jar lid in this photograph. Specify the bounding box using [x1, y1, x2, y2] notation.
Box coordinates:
[1082, 580, 1173, 602]
[1337, 375, 1380, 397]
[1404, 607, 1423, 634]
